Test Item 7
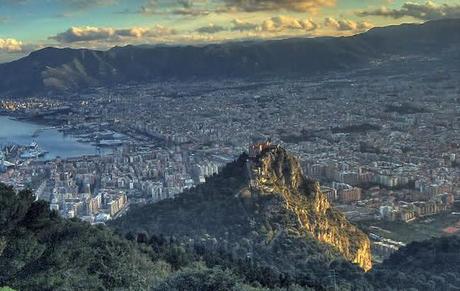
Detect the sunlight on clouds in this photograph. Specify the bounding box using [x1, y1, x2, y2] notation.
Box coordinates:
[0, 0, 458, 62]
[262, 16, 318, 32]
[50, 26, 177, 43]
[324, 17, 374, 32]
[0, 38, 23, 52]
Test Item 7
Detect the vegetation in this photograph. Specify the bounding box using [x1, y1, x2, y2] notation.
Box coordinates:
[358, 213, 460, 243]
[2, 156, 460, 290]
[112, 153, 373, 289]
[369, 236, 460, 290]
[0, 184, 168, 290]
[0, 180, 342, 290]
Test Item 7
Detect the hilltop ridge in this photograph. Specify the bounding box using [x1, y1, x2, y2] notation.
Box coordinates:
[113, 144, 372, 271]
[246, 144, 372, 270]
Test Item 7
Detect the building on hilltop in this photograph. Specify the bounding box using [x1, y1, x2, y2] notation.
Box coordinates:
[248, 139, 275, 159]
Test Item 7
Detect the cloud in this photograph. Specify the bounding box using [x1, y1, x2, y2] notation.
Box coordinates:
[171, 7, 211, 16]
[50, 25, 177, 43]
[262, 16, 318, 32]
[197, 16, 319, 35]
[196, 24, 226, 34]
[60, 0, 115, 9]
[0, 38, 24, 53]
[357, 1, 460, 20]
[324, 17, 374, 31]
[127, 0, 210, 16]
[51, 27, 114, 43]
[194, 16, 319, 35]
[231, 19, 259, 31]
[222, 0, 335, 12]
[128, 0, 331, 17]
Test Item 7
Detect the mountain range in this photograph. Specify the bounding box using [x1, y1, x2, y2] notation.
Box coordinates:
[0, 18, 459, 96]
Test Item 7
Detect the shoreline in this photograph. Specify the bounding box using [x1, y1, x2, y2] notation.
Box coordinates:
[0, 110, 125, 149]
[0, 114, 116, 161]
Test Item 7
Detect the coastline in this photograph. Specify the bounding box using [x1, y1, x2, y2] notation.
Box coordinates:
[0, 110, 125, 150]
[0, 114, 114, 160]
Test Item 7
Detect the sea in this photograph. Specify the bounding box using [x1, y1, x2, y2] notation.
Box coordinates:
[0, 115, 111, 160]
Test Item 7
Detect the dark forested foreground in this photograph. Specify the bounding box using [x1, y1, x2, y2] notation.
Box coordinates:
[1, 166, 459, 290]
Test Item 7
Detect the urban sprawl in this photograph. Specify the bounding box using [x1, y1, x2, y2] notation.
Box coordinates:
[1, 60, 459, 261]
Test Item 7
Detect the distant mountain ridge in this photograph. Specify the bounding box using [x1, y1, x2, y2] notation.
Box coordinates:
[0, 18, 459, 96]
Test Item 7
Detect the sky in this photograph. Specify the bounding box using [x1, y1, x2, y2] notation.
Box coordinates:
[0, 0, 460, 62]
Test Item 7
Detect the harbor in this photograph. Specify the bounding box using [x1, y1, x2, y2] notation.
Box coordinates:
[0, 115, 115, 161]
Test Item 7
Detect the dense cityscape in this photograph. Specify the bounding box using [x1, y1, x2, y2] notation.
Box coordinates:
[2, 0, 460, 289]
[1, 56, 459, 263]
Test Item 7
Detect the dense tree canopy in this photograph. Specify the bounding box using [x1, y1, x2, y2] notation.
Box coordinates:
[1, 179, 459, 290]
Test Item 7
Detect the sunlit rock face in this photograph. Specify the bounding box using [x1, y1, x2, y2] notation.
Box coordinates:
[247, 145, 372, 271]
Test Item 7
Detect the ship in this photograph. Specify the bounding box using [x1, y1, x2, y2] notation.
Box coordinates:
[98, 139, 123, 147]
[20, 141, 47, 159]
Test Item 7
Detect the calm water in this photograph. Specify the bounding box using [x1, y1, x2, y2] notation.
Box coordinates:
[0, 116, 110, 160]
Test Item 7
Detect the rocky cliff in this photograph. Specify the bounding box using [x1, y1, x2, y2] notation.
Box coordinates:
[245, 145, 372, 271]
[113, 145, 372, 274]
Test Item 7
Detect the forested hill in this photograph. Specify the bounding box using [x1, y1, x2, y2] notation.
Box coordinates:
[0, 18, 459, 96]
[0, 167, 460, 291]
[0, 184, 166, 290]
[112, 146, 373, 272]
[369, 236, 460, 290]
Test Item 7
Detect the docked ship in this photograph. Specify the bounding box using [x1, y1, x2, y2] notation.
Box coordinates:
[20, 141, 47, 159]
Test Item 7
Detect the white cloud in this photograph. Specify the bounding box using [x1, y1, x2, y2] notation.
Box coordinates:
[262, 16, 318, 32]
[50, 25, 177, 43]
[0, 38, 24, 53]
[324, 17, 374, 31]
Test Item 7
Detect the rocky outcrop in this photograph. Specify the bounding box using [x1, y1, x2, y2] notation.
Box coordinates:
[248, 145, 372, 271]
[114, 145, 373, 273]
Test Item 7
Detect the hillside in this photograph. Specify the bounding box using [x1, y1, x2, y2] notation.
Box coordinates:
[0, 18, 459, 96]
[2, 151, 460, 289]
[112, 145, 372, 287]
[0, 184, 168, 290]
[0, 160, 371, 290]
[369, 236, 460, 290]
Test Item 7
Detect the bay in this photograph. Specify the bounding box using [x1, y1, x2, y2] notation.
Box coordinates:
[0, 115, 111, 160]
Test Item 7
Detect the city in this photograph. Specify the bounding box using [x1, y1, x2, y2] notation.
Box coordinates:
[1, 0, 460, 287]
[1, 54, 458, 263]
